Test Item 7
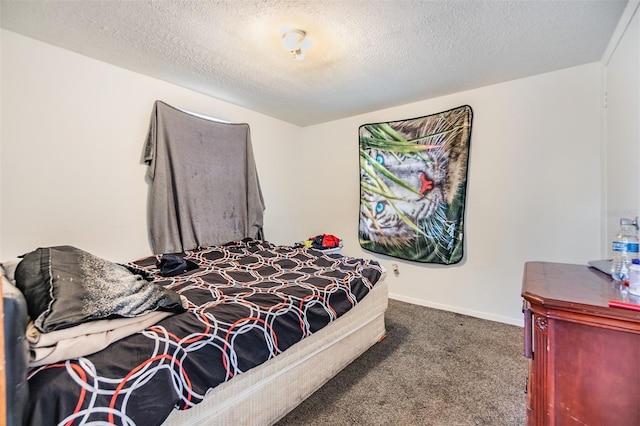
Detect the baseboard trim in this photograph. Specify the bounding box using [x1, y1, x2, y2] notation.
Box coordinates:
[388, 292, 524, 327]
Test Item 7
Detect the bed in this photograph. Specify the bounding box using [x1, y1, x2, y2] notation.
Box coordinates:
[1, 238, 387, 425]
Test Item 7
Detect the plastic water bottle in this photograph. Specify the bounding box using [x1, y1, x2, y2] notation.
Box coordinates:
[610, 217, 639, 282]
[628, 259, 640, 295]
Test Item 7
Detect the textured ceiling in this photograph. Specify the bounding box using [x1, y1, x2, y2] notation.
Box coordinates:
[0, 0, 629, 126]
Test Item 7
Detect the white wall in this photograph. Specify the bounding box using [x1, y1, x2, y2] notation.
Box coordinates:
[603, 2, 640, 255]
[0, 30, 304, 262]
[300, 63, 603, 325]
[1, 29, 605, 326]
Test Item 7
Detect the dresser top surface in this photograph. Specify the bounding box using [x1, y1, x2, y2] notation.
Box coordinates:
[522, 261, 640, 320]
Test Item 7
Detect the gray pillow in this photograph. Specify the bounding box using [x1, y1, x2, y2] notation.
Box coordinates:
[14, 246, 185, 333]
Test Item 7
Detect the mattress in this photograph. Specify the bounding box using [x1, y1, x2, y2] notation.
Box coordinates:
[164, 277, 388, 425]
[6, 240, 387, 425]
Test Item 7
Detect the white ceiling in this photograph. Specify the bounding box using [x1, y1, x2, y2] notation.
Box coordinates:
[0, 0, 629, 126]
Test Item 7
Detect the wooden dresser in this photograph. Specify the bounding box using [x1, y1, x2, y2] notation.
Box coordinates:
[521, 262, 640, 425]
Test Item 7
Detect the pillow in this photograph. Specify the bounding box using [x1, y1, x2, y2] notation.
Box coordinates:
[14, 245, 186, 333]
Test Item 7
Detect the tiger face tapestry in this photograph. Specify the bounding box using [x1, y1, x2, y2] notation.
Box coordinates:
[358, 105, 472, 264]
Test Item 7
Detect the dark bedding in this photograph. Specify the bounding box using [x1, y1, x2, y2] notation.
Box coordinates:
[24, 239, 383, 425]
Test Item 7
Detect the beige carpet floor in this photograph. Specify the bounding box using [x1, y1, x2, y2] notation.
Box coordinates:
[277, 298, 527, 426]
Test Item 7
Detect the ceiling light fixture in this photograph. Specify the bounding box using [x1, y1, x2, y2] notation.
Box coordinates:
[281, 28, 313, 60]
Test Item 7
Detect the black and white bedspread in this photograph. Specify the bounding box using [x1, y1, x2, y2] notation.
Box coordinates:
[25, 239, 383, 426]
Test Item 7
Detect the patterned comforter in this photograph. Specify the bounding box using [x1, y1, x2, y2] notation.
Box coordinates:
[25, 239, 383, 425]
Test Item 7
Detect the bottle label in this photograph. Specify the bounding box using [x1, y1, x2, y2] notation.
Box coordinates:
[613, 241, 626, 252]
[612, 241, 639, 253]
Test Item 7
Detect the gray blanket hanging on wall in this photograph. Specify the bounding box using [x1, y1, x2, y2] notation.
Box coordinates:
[143, 100, 265, 254]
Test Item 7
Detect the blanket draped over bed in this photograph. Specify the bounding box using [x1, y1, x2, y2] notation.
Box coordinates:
[143, 101, 265, 254]
[24, 239, 383, 426]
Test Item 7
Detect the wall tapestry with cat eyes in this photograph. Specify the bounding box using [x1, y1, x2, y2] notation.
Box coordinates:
[359, 105, 472, 264]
